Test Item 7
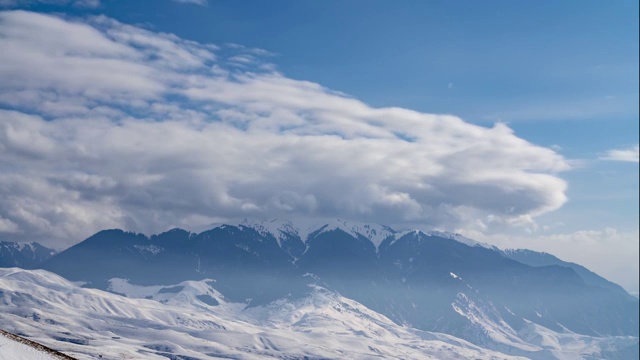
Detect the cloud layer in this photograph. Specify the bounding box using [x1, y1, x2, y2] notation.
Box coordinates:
[601, 145, 640, 163]
[0, 11, 570, 246]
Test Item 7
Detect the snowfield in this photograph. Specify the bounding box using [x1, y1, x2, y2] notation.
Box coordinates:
[0, 268, 524, 360]
[0, 268, 637, 359]
[0, 330, 69, 360]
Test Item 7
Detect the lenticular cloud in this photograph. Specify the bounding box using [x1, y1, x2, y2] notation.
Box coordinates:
[0, 10, 569, 246]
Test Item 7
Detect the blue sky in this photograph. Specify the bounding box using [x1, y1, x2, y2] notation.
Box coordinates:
[0, 0, 637, 291]
[100, 0, 639, 230]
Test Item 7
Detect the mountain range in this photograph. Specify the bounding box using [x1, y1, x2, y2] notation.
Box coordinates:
[1, 219, 638, 359]
[0, 241, 56, 269]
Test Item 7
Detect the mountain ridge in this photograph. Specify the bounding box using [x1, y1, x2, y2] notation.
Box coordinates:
[2, 220, 637, 358]
[0, 241, 56, 269]
[502, 248, 635, 301]
[33, 222, 638, 341]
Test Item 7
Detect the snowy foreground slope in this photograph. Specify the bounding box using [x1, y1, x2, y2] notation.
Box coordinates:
[0, 329, 72, 360]
[1, 269, 637, 360]
[0, 334, 57, 360]
[0, 268, 524, 360]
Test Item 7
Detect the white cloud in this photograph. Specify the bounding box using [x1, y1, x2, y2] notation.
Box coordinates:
[601, 144, 639, 163]
[0, 11, 571, 247]
[0, 217, 19, 233]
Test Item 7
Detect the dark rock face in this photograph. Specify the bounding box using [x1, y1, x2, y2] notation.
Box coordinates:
[36, 223, 639, 346]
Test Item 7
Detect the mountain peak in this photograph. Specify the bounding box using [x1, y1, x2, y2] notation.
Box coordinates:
[239, 218, 300, 247]
[240, 218, 398, 249]
[310, 219, 397, 249]
[0, 241, 57, 269]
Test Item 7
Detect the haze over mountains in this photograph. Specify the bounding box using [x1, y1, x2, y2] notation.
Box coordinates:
[1, 219, 637, 359]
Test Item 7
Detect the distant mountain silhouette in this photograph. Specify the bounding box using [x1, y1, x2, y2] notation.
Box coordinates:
[502, 248, 636, 301]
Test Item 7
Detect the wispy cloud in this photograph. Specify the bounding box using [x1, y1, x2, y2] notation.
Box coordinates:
[172, 0, 207, 6]
[0, 0, 100, 8]
[0, 11, 570, 246]
[601, 145, 639, 163]
[483, 95, 639, 123]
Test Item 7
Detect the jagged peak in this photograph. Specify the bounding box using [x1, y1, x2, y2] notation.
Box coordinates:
[237, 219, 501, 251]
[0, 241, 56, 254]
[239, 218, 300, 247]
[68, 221, 495, 254]
[308, 219, 396, 249]
[1, 241, 37, 252]
[240, 218, 398, 249]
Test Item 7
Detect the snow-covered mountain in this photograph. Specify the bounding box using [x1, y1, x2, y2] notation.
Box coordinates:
[0, 241, 56, 269]
[240, 218, 491, 250]
[3, 220, 638, 359]
[0, 267, 528, 360]
[2, 268, 638, 360]
[238, 218, 398, 260]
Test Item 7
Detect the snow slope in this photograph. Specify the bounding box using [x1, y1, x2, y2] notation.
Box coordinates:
[447, 273, 638, 359]
[0, 330, 70, 360]
[0, 268, 525, 360]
